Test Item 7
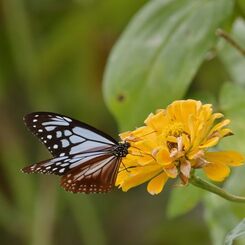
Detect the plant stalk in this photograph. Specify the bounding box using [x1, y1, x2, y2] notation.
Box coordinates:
[190, 173, 245, 203]
[216, 28, 245, 56]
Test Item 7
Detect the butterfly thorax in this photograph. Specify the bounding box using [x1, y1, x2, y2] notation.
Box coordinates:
[113, 142, 130, 157]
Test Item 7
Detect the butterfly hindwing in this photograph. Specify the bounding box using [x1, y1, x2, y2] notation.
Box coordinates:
[61, 155, 120, 193]
[22, 151, 109, 176]
[22, 156, 70, 175]
[23, 112, 117, 157]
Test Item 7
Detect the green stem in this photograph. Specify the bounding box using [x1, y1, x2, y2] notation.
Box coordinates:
[216, 28, 245, 57]
[190, 173, 245, 203]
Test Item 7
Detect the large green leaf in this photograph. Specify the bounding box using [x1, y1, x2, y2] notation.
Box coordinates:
[167, 184, 204, 219]
[103, 0, 233, 130]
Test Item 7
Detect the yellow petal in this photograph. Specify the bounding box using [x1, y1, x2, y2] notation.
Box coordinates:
[205, 151, 245, 167]
[144, 110, 168, 132]
[136, 154, 155, 166]
[120, 165, 162, 191]
[134, 138, 158, 154]
[133, 126, 156, 138]
[182, 133, 191, 151]
[120, 155, 138, 167]
[119, 126, 155, 141]
[199, 136, 219, 149]
[156, 148, 172, 165]
[164, 165, 178, 178]
[209, 119, 231, 135]
[212, 112, 224, 120]
[203, 162, 230, 181]
[188, 147, 203, 160]
[116, 169, 130, 186]
[219, 128, 233, 137]
[147, 172, 168, 195]
[169, 100, 200, 123]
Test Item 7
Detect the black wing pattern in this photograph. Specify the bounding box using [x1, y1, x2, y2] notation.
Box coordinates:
[22, 112, 122, 193]
[23, 112, 117, 157]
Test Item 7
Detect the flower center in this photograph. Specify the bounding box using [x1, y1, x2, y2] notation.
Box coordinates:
[165, 122, 184, 138]
[164, 122, 184, 152]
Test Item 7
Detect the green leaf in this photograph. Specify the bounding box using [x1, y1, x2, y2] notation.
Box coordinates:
[167, 184, 204, 218]
[103, 0, 233, 130]
[203, 194, 239, 245]
[220, 82, 245, 202]
[224, 219, 245, 245]
[204, 82, 245, 245]
[219, 82, 245, 153]
[218, 19, 245, 86]
[218, 81, 245, 223]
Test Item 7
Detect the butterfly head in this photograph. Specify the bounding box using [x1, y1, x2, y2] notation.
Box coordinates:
[114, 141, 130, 158]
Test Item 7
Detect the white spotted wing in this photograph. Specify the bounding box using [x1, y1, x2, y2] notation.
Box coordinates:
[23, 112, 117, 157]
[22, 112, 122, 193]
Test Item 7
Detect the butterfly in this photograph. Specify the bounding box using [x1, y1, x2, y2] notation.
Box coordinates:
[22, 112, 130, 194]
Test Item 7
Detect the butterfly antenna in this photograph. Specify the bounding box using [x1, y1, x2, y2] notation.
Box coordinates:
[125, 130, 156, 143]
[118, 166, 136, 173]
[128, 147, 156, 161]
[121, 160, 130, 173]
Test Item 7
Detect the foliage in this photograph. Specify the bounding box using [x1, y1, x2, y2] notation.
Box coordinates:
[103, 0, 233, 131]
[0, 0, 244, 244]
[103, 0, 245, 245]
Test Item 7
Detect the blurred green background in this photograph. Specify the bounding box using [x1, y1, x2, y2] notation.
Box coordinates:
[0, 0, 245, 245]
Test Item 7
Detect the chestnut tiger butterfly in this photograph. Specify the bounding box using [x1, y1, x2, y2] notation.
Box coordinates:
[22, 112, 130, 194]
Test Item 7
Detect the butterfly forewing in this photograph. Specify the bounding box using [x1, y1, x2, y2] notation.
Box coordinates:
[23, 112, 117, 157]
[22, 112, 126, 194]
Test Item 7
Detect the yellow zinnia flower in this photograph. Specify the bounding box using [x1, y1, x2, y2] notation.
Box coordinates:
[116, 100, 244, 195]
